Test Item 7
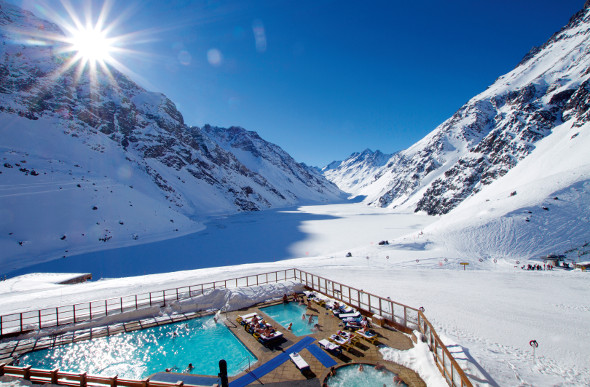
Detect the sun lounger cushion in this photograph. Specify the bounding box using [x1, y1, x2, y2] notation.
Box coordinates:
[240, 312, 258, 320]
[319, 339, 340, 351]
[259, 331, 283, 342]
[339, 312, 361, 319]
[289, 352, 310, 370]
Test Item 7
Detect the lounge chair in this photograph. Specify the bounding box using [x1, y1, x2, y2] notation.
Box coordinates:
[319, 339, 342, 355]
[329, 334, 352, 351]
[237, 312, 258, 325]
[254, 330, 284, 344]
[289, 352, 310, 370]
[338, 311, 361, 319]
[354, 330, 379, 345]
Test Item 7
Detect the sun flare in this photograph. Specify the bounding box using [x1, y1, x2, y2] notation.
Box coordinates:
[68, 25, 114, 64]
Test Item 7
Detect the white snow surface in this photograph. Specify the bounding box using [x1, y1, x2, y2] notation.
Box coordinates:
[1, 117, 589, 384]
[1, 187, 589, 386]
[380, 333, 448, 387]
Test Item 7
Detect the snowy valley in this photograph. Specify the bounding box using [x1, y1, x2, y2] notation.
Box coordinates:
[0, 1, 589, 386]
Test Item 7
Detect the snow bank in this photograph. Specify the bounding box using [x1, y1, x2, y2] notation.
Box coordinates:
[11, 281, 303, 341]
[380, 332, 448, 387]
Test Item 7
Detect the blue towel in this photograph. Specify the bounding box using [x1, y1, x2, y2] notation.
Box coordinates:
[229, 336, 315, 387]
[306, 343, 338, 368]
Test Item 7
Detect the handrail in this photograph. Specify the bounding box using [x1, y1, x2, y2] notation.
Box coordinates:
[0, 363, 193, 387]
[0, 268, 297, 338]
[294, 269, 473, 387]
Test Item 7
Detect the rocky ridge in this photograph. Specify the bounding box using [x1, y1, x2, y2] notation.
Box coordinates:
[327, 3, 590, 215]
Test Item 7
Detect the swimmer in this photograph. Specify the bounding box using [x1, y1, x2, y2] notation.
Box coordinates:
[329, 366, 336, 376]
[308, 315, 313, 324]
[287, 322, 293, 331]
[302, 313, 306, 321]
[359, 364, 364, 372]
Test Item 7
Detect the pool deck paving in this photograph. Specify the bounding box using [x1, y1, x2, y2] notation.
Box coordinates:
[224, 297, 426, 386]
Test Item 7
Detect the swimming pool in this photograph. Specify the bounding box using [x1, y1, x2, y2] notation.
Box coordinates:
[19, 315, 256, 379]
[324, 364, 408, 387]
[260, 302, 317, 336]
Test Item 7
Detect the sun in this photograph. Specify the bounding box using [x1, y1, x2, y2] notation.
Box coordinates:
[68, 25, 114, 64]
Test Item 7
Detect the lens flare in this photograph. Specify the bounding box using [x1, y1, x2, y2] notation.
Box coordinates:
[68, 25, 114, 63]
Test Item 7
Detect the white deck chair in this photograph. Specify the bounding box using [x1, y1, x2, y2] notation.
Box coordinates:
[289, 352, 310, 370]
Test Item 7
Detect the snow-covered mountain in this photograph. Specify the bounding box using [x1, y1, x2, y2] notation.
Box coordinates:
[337, 2, 590, 215]
[201, 125, 338, 204]
[0, 1, 342, 272]
[322, 149, 393, 196]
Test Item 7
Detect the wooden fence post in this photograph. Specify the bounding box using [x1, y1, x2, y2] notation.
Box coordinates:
[0, 363, 5, 376]
[51, 369, 59, 384]
[80, 372, 87, 387]
[110, 375, 118, 387]
[23, 365, 32, 380]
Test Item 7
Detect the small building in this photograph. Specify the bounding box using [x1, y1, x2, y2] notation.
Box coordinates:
[542, 254, 566, 267]
[574, 261, 590, 271]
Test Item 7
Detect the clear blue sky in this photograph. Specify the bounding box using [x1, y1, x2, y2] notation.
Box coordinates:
[14, 0, 585, 166]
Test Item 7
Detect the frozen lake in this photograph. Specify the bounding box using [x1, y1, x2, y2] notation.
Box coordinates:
[7, 203, 433, 279]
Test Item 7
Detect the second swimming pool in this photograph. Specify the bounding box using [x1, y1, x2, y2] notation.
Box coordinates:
[260, 302, 317, 336]
[324, 364, 408, 387]
[19, 315, 256, 379]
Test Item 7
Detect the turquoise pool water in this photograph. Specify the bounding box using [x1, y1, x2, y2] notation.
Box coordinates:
[260, 302, 317, 336]
[19, 316, 256, 379]
[324, 364, 408, 387]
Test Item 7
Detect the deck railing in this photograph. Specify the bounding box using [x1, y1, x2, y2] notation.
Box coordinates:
[294, 269, 473, 387]
[0, 363, 198, 387]
[0, 268, 297, 338]
[0, 268, 472, 387]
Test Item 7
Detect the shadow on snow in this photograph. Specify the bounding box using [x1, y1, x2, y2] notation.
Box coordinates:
[7, 208, 340, 279]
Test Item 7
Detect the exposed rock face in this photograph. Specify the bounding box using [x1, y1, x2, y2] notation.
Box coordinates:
[339, 4, 590, 215]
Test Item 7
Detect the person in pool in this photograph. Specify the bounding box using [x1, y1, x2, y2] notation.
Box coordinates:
[287, 322, 293, 331]
[184, 363, 194, 373]
[358, 364, 364, 372]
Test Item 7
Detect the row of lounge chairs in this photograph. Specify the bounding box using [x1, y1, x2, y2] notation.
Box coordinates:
[304, 291, 381, 354]
[236, 312, 284, 345]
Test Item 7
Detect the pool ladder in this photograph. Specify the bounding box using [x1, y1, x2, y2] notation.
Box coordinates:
[237, 354, 252, 372]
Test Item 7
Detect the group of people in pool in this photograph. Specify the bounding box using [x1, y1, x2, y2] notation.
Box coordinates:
[164, 363, 194, 373]
[283, 292, 307, 305]
[324, 364, 404, 386]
